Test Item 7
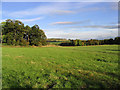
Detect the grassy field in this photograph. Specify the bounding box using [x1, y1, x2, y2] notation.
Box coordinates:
[2, 45, 120, 88]
[48, 41, 62, 45]
[48, 41, 67, 46]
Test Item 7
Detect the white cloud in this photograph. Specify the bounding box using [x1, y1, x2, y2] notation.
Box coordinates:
[2, 1, 118, 19]
[50, 20, 91, 25]
[45, 29, 118, 40]
[66, 25, 119, 29]
[3, 2, 99, 18]
[4, 2, 115, 18]
[51, 22, 74, 25]
[18, 17, 43, 22]
[104, 28, 118, 31]
[7, 3, 75, 18]
[0, 17, 43, 23]
[0, 19, 5, 22]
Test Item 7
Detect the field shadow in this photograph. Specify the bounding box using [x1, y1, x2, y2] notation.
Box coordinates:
[97, 59, 108, 62]
[63, 72, 120, 88]
[2, 69, 120, 88]
[63, 72, 106, 88]
[106, 49, 120, 51]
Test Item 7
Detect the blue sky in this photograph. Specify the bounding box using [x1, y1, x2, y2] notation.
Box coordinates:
[1, 2, 118, 40]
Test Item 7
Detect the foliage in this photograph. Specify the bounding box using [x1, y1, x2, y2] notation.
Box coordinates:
[1, 19, 47, 46]
[60, 37, 120, 46]
[77, 40, 82, 46]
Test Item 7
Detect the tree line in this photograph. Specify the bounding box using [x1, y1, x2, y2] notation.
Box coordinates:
[1, 19, 47, 46]
[0, 19, 119, 46]
[60, 37, 120, 46]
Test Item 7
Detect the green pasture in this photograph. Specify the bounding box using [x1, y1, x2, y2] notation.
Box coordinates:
[2, 45, 120, 88]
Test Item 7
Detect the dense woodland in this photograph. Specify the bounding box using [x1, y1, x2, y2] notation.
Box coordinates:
[0, 19, 120, 46]
[1, 19, 47, 46]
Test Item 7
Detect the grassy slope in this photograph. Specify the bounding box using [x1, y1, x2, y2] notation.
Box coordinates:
[2, 45, 120, 88]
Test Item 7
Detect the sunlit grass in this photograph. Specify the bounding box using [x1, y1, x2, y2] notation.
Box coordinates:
[2, 45, 120, 88]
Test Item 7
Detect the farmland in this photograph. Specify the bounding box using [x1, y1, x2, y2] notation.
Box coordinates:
[2, 45, 120, 88]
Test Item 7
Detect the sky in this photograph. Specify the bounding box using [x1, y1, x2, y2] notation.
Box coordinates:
[1, 2, 119, 40]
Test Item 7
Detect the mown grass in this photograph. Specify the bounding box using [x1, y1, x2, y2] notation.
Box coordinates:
[2, 45, 120, 88]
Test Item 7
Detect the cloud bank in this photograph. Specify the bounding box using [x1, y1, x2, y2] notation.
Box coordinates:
[66, 25, 119, 29]
[50, 20, 91, 25]
[45, 29, 118, 40]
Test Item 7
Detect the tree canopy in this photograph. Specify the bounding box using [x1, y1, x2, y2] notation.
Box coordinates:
[1, 19, 47, 46]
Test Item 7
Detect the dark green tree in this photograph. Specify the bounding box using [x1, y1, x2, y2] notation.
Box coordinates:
[2, 19, 47, 46]
[29, 25, 47, 46]
[77, 40, 82, 46]
[114, 37, 120, 44]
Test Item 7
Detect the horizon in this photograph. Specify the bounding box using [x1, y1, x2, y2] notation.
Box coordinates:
[1, 2, 119, 40]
